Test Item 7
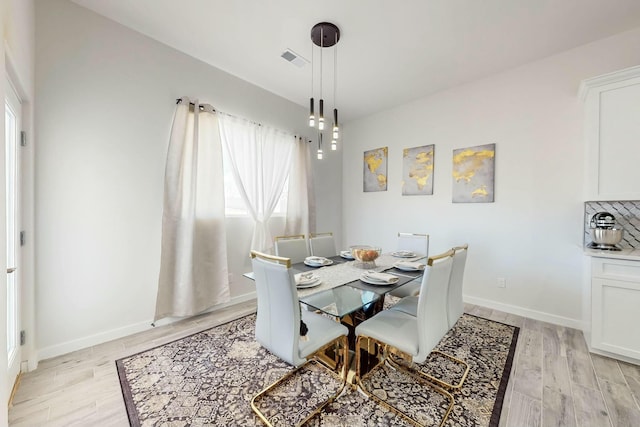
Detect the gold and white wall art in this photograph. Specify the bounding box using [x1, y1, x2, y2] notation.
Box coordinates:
[363, 147, 388, 192]
[452, 143, 495, 203]
[402, 144, 435, 196]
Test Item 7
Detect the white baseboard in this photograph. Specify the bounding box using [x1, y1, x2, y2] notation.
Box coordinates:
[36, 291, 584, 363]
[36, 293, 258, 363]
[464, 295, 585, 330]
[150, 292, 257, 327]
[587, 345, 640, 365]
[37, 320, 152, 362]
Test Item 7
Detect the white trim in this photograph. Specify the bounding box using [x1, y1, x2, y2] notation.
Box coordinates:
[151, 292, 257, 327]
[37, 320, 151, 361]
[464, 295, 584, 330]
[36, 294, 258, 361]
[4, 42, 28, 102]
[34, 290, 587, 360]
[578, 64, 640, 101]
[5, 40, 37, 377]
[588, 345, 640, 366]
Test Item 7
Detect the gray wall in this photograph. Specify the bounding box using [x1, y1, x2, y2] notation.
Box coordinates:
[35, 0, 342, 359]
[343, 27, 640, 328]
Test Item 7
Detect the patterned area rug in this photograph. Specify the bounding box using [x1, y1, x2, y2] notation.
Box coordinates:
[117, 312, 518, 427]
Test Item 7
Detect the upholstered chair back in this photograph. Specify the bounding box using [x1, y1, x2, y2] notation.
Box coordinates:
[274, 235, 309, 264]
[447, 245, 469, 328]
[251, 252, 305, 367]
[397, 232, 429, 258]
[309, 232, 337, 257]
[414, 252, 454, 363]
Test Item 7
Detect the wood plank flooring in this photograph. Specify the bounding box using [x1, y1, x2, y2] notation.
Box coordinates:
[8, 303, 640, 426]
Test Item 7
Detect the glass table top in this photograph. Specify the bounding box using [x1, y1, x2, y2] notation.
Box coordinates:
[299, 274, 416, 317]
[244, 253, 426, 318]
[299, 284, 381, 317]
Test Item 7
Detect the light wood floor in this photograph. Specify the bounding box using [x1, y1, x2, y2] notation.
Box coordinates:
[8, 302, 640, 426]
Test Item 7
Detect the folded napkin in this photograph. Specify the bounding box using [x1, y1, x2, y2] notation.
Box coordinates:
[395, 260, 426, 270]
[363, 271, 398, 283]
[295, 272, 317, 285]
[394, 250, 415, 256]
[305, 256, 328, 264]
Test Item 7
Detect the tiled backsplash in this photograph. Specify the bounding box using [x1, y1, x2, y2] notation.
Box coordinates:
[584, 201, 640, 249]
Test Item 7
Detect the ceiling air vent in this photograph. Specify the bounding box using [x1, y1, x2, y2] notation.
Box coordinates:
[281, 49, 308, 68]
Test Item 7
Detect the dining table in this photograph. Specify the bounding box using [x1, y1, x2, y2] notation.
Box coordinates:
[244, 251, 427, 381]
[244, 252, 426, 347]
[298, 254, 421, 303]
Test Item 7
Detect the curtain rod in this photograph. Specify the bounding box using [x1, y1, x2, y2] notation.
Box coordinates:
[176, 97, 262, 126]
[176, 97, 215, 112]
[175, 97, 311, 143]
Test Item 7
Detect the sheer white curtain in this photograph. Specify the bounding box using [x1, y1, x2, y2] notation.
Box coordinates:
[155, 98, 230, 321]
[284, 138, 316, 236]
[218, 113, 295, 252]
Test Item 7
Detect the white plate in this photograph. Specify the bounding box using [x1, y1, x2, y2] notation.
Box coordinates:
[393, 262, 424, 271]
[360, 275, 399, 286]
[297, 279, 322, 289]
[304, 258, 334, 267]
[391, 251, 416, 258]
[340, 251, 354, 259]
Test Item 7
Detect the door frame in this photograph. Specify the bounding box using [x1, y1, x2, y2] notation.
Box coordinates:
[5, 74, 22, 395]
[5, 52, 36, 378]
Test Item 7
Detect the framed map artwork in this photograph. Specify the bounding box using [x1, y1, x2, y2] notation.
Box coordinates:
[402, 144, 434, 195]
[363, 147, 388, 192]
[452, 143, 495, 203]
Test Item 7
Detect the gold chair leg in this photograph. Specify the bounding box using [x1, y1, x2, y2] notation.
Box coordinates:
[355, 335, 455, 427]
[251, 335, 349, 427]
[388, 349, 470, 390]
[430, 350, 470, 390]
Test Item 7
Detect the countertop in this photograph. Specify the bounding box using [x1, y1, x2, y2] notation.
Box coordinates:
[584, 247, 640, 261]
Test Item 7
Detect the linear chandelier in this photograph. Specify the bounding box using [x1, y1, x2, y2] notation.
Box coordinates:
[309, 22, 340, 159]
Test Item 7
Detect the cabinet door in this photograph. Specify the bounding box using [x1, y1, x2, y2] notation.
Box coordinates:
[598, 83, 640, 197]
[591, 277, 640, 359]
[581, 66, 640, 200]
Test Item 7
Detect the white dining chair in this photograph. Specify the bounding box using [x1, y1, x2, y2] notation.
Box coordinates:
[445, 244, 468, 328]
[309, 232, 337, 257]
[389, 232, 429, 298]
[397, 232, 429, 257]
[249, 250, 349, 426]
[391, 244, 468, 329]
[354, 249, 457, 427]
[274, 234, 309, 264]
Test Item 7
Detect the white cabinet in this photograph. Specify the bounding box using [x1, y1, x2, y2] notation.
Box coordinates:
[590, 257, 640, 361]
[579, 65, 640, 201]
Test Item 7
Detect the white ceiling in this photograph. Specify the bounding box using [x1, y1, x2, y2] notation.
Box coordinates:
[71, 0, 640, 122]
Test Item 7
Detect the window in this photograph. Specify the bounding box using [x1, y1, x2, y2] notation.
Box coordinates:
[222, 163, 290, 216]
[220, 131, 290, 217]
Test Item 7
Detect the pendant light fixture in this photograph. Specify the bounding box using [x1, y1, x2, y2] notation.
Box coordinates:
[309, 22, 340, 157]
[308, 44, 315, 127]
[317, 132, 324, 160]
[331, 37, 339, 150]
